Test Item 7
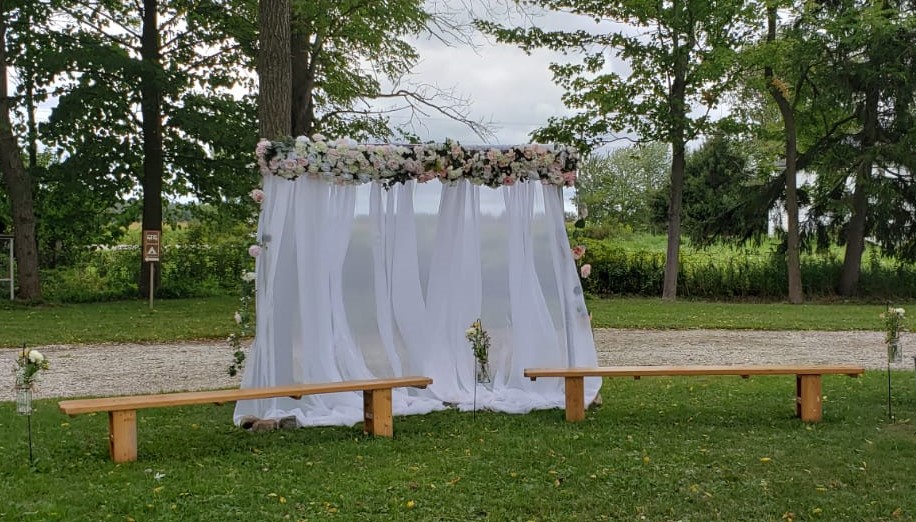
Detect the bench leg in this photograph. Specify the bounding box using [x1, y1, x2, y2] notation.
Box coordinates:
[564, 376, 586, 422]
[363, 388, 393, 437]
[796, 375, 823, 422]
[108, 410, 138, 463]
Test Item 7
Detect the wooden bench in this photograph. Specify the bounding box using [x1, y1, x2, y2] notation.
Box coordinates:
[58, 376, 433, 463]
[525, 365, 864, 423]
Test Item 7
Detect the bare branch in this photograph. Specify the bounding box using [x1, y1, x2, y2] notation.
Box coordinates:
[373, 84, 496, 142]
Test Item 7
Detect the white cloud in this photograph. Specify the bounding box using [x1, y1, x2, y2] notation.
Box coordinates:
[379, 36, 573, 146]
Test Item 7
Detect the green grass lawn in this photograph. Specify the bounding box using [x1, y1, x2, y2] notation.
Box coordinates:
[585, 298, 903, 330]
[2, 297, 914, 519]
[0, 296, 239, 347]
[0, 296, 907, 347]
[2, 373, 914, 520]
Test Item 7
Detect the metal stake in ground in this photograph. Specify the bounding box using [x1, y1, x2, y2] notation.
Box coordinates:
[887, 357, 893, 421]
[472, 358, 477, 421]
[16, 343, 35, 465]
[27, 414, 33, 465]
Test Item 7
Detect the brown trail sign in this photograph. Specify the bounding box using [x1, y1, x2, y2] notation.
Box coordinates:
[142, 230, 160, 262]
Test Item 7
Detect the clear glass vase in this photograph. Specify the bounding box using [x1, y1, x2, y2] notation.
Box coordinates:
[16, 379, 33, 415]
[888, 337, 903, 364]
[475, 359, 491, 384]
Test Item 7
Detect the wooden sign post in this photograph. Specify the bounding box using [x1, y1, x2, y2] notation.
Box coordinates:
[142, 230, 161, 309]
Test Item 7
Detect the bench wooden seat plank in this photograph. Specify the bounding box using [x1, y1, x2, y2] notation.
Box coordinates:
[525, 365, 864, 423]
[59, 376, 432, 463]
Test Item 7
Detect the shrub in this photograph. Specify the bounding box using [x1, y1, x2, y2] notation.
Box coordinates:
[578, 238, 916, 300]
[41, 227, 253, 303]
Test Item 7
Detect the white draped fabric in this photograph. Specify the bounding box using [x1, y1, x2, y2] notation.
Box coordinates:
[234, 175, 601, 427]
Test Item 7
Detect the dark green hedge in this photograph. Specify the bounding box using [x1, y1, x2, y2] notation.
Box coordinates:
[577, 238, 916, 300]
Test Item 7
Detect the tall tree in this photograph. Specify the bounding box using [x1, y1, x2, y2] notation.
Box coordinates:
[574, 143, 670, 232]
[0, 0, 40, 300]
[43, 0, 258, 295]
[823, 1, 916, 296]
[764, 2, 804, 303]
[479, 0, 756, 300]
[772, 0, 916, 296]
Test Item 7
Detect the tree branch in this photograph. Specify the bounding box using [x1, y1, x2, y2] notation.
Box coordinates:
[373, 85, 496, 142]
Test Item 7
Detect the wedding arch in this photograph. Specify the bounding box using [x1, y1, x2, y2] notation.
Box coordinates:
[234, 135, 601, 428]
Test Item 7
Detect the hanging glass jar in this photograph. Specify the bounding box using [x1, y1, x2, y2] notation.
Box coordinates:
[888, 336, 903, 364]
[475, 359, 491, 384]
[16, 377, 33, 415]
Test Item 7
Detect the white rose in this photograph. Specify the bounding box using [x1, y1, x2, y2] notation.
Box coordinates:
[894, 308, 905, 316]
[28, 350, 44, 364]
[465, 328, 476, 337]
[242, 271, 256, 282]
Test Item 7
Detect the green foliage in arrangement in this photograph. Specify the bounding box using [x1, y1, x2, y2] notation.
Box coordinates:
[2, 373, 913, 520]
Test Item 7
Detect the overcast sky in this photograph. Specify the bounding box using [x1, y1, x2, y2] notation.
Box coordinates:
[386, 38, 570, 146]
[378, 4, 628, 148]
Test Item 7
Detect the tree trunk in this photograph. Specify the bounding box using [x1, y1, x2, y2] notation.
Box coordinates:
[290, 31, 317, 137]
[139, 0, 163, 298]
[662, 14, 691, 301]
[838, 85, 878, 297]
[782, 119, 803, 304]
[258, 0, 291, 139]
[0, 1, 41, 300]
[839, 175, 868, 296]
[662, 143, 685, 300]
[766, 5, 803, 304]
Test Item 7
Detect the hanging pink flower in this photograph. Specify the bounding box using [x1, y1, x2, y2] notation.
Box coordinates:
[248, 245, 262, 258]
[580, 263, 592, 279]
[571, 245, 586, 260]
[250, 188, 265, 203]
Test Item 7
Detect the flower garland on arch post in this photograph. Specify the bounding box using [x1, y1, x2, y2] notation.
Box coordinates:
[227, 188, 264, 377]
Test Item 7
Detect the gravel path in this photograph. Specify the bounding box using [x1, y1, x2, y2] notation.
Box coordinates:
[3, 329, 914, 402]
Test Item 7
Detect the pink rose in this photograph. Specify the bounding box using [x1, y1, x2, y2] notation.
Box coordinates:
[580, 264, 592, 279]
[250, 188, 265, 203]
[563, 171, 577, 186]
[248, 244, 262, 258]
[571, 245, 586, 260]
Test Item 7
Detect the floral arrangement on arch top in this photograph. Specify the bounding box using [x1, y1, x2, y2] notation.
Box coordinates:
[255, 134, 580, 189]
